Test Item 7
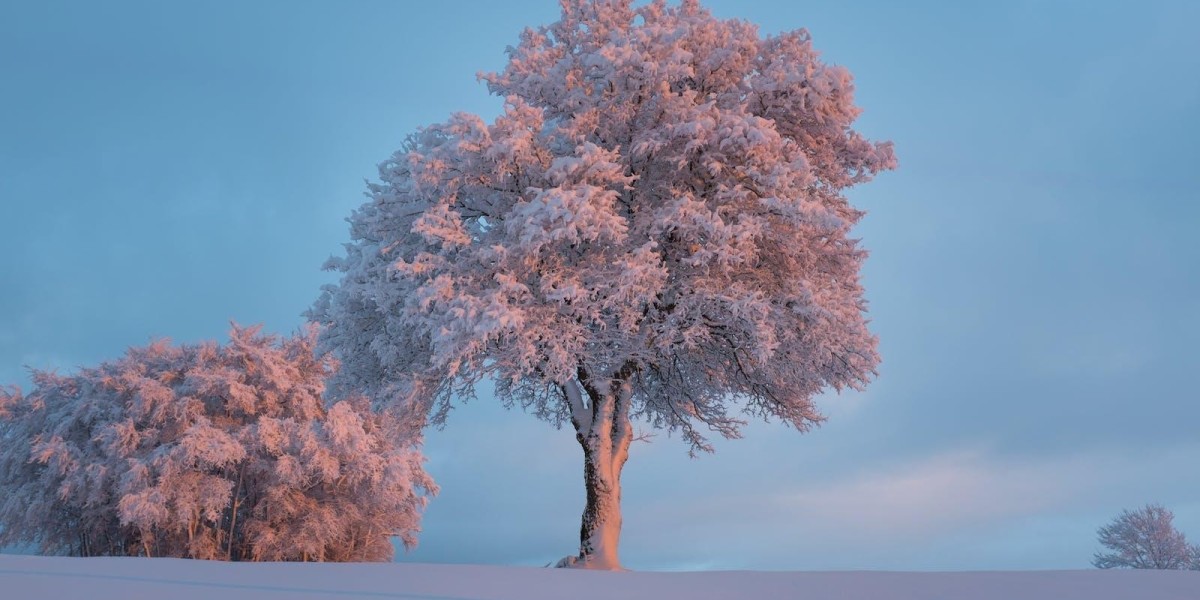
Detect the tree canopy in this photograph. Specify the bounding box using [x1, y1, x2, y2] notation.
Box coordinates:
[312, 0, 894, 450]
[1094, 505, 1200, 570]
[0, 326, 433, 561]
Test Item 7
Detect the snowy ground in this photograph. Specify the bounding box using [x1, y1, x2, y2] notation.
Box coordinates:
[2, 556, 1200, 600]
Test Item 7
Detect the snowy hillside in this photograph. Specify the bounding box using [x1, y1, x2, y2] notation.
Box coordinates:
[2, 555, 1199, 600]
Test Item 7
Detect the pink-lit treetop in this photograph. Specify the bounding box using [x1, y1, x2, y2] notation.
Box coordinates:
[311, 0, 894, 568]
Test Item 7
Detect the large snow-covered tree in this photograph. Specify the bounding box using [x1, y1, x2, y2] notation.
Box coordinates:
[0, 326, 434, 561]
[311, 0, 894, 569]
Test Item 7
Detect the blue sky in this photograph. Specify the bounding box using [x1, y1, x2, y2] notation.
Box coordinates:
[2, 0, 1198, 570]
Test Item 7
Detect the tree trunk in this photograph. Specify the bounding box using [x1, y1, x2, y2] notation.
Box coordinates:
[227, 464, 245, 561]
[566, 367, 634, 570]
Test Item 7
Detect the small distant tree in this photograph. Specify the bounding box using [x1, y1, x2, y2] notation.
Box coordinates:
[1093, 504, 1196, 570]
[311, 0, 894, 569]
[0, 325, 434, 561]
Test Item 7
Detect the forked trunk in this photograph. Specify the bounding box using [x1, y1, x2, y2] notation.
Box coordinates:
[578, 430, 625, 568]
[563, 368, 634, 570]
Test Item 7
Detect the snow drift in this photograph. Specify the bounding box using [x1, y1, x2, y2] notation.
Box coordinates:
[2, 555, 1199, 600]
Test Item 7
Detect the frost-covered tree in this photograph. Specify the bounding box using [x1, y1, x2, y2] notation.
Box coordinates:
[311, 0, 894, 569]
[0, 326, 433, 561]
[1093, 505, 1195, 570]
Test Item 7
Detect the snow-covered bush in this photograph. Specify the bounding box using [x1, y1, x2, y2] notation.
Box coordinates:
[1093, 504, 1198, 570]
[0, 325, 434, 561]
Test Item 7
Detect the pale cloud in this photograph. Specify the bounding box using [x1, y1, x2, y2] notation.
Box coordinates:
[618, 442, 1200, 569]
[767, 443, 1200, 538]
[766, 450, 1096, 540]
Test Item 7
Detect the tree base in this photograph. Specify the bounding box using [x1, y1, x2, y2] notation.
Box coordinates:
[552, 555, 580, 568]
[551, 554, 626, 571]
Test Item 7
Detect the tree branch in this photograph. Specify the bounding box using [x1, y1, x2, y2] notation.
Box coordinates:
[561, 379, 591, 433]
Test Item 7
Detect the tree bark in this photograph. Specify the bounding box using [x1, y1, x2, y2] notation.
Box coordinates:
[227, 463, 246, 561]
[566, 366, 634, 570]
